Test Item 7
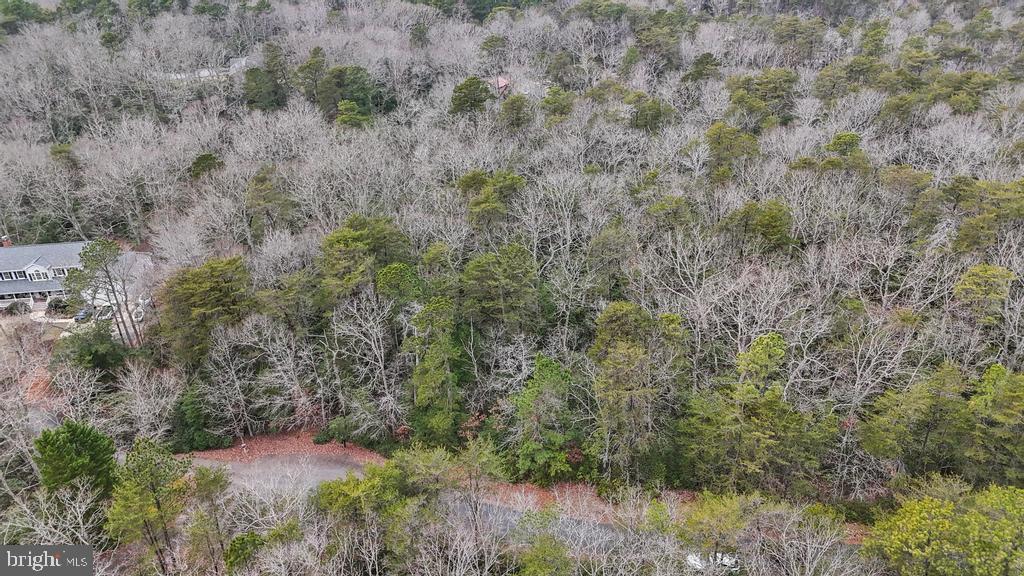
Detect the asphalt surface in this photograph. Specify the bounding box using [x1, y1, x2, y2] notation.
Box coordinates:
[192, 453, 365, 490]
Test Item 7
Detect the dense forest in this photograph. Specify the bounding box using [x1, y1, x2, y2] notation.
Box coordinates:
[2, 0, 1024, 573]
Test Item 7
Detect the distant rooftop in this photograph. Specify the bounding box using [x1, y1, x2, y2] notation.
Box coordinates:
[0, 241, 87, 272]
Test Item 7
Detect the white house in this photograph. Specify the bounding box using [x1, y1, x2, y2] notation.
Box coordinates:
[0, 238, 87, 308]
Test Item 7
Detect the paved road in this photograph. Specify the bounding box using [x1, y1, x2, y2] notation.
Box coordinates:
[158, 57, 250, 82]
[192, 453, 364, 490]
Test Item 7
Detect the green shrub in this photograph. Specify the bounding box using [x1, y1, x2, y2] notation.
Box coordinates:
[498, 94, 533, 130]
[34, 420, 116, 498]
[628, 95, 674, 132]
[721, 199, 796, 253]
[168, 385, 233, 453]
[2, 301, 30, 316]
[243, 67, 287, 112]
[46, 298, 72, 316]
[450, 76, 493, 115]
[225, 532, 265, 573]
[53, 320, 129, 375]
[317, 66, 396, 120]
[189, 153, 224, 180]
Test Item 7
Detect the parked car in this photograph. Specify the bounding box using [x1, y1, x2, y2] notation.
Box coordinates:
[73, 307, 94, 323]
[95, 305, 115, 321]
[132, 306, 145, 323]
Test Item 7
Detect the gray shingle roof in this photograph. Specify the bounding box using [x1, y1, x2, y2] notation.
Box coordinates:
[0, 241, 86, 272]
[0, 278, 64, 296]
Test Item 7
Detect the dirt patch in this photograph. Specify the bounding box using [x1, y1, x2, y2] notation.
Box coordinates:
[25, 367, 53, 403]
[844, 522, 870, 545]
[485, 480, 557, 511]
[482, 481, 627, 525]
[187, 429, 387, 466]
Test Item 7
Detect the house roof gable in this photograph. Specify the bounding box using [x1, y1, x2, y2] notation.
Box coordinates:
[0, 241, 87, 272]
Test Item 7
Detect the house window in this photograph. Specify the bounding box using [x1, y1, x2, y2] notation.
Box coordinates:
[0, 271, 12, 281]
[29, 271, 48, 281]
[14, 271, 26, 279]
[53, 268, 66, 277]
